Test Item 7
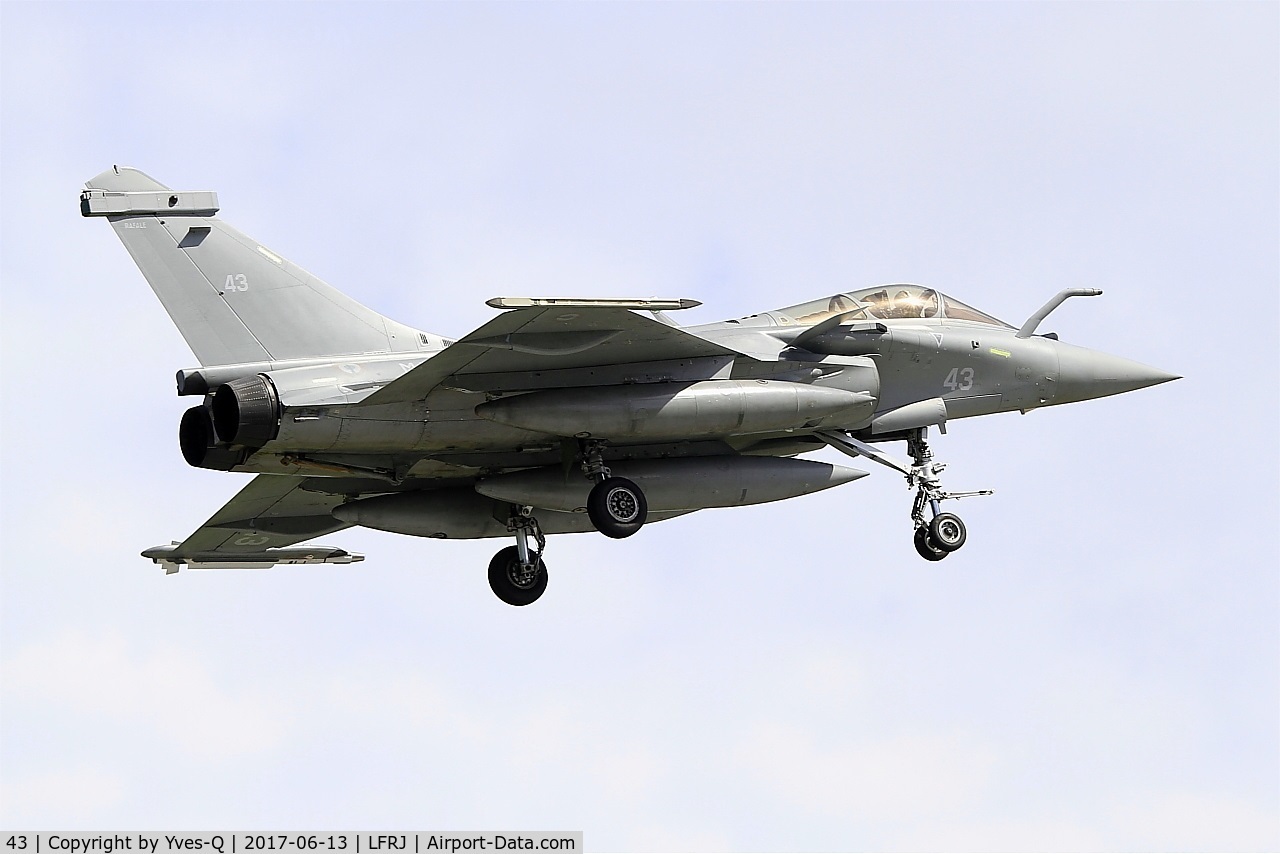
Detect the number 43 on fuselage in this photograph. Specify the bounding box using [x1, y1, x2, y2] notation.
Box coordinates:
[81, 166, 1178, 605]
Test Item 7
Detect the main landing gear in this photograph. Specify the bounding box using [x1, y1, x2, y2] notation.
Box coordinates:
[489, 505, 548, 606]
[487, 440, 651, 605]
[580, 438, 648, 539]
[818, 427, 991, 562]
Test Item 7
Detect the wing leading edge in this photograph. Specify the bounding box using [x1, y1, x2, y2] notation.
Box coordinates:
[358, 302, 747, 406]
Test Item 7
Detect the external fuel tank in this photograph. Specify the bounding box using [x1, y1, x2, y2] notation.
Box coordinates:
[473, 380, 875, 440]
[475, 455, 867, 513]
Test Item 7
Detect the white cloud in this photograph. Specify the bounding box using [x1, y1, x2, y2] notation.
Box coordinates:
[733, 721, 996, 824]
[2, 632, 288, 762]
[0, 766, 126, 827]
[1107, 791, 1280, 852]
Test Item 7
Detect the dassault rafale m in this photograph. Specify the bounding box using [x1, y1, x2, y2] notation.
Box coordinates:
[82, 166, 1179, 605]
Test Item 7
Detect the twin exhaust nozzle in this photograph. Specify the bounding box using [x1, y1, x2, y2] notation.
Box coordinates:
[180, 375, 282, 471]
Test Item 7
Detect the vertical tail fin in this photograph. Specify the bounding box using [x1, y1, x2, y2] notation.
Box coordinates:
[81, 166, 434, 366]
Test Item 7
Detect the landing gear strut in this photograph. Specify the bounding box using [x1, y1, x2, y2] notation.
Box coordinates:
[579, 438, 647, 539]
[906, 430, 979, 557]
[488, 505, 548, 606]
[818, 426, 991, 561]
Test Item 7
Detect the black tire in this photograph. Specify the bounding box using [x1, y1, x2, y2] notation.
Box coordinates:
[914, 526, 949, 561]
[929, 512, 967, 552]
[587, 476, 648, 539]
[487, 545, 548, 606]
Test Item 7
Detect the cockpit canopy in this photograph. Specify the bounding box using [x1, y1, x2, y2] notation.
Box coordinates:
[772, 285, 1012, 328]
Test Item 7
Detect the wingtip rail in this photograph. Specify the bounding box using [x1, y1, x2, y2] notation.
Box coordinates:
[142, 544, 364, 574]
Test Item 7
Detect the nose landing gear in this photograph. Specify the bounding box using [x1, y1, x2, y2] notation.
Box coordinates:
[906, 431, 983, 559]
[818, 427, 991, 561]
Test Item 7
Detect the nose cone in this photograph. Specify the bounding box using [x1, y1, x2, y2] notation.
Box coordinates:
[1053, 343, 1180, 405]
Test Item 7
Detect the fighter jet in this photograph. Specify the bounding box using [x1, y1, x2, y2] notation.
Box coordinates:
[81, 166, 1179, 605]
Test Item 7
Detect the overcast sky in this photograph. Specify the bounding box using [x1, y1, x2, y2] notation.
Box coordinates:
[1, 2, 1277, 851]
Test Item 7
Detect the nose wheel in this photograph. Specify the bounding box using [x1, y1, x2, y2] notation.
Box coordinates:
[928, 512, 967, 551]
[914, 526, 949, 561]
[913, 512, 967, 560]
[818, 427, 990, 561]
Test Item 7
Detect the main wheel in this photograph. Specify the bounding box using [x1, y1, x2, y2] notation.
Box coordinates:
[487, 545, 548, 606]
[587, 476, 648, 539]
[914, 526, 949, 561]
[929, 512, 967, 552]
